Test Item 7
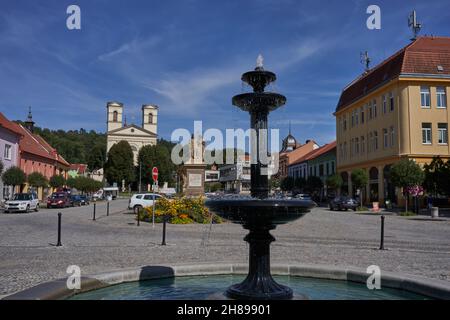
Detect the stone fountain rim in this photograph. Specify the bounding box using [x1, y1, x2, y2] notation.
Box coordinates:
[3, 263, 449, 300]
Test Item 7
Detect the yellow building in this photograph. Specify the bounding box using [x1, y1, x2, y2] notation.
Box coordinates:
[334, 36, 450, 205]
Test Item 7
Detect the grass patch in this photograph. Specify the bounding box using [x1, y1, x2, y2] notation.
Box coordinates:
[356, 206, 369, 212]
[399, 211, 417, 216]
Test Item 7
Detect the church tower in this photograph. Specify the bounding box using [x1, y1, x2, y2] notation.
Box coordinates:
[106, 102, 123, 132]
[142, 104, 158, 134]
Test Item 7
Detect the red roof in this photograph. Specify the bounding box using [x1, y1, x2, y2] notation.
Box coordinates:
[336, 36, 450, 112]
[70, 163, 88, 174]
[290, 141, 336, 166]
[0, 112, 23, 137]
[0, 112, 70, 167]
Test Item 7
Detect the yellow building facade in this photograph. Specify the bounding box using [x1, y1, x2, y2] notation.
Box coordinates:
[335, 37, 450, 205]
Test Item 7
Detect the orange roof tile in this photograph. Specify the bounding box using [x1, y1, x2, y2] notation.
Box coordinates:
[336, 36, 450, 112]
[290, 141, 336, 166]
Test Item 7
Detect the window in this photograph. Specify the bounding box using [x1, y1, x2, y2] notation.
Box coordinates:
[343, 142, 347, 159]
[360, 107, 365, 124]
[390, 126, 395, 147]
[148, 113, 153, 124]
[421, 86, 431, 108]
[368, 102, 373, 120]
[319, 164, 324, 176]
[112, 110, 118, 122]
[389, 92, 395, 112]
[351, 111, 354, 127]
[3, 144, 12, 160]
[343, 116, 347, 131]
[355, 109, 359, 126]
[373, 131, 378, 150]
[355, 137, 359, 155]
[361, 136, 365, 154]
[437, 87, 447, 108]
[368, 132, 373, 153]
[422, 123, 432, 144]
[382, 95, 387, 114]
[383, 129, 388, 148]
[438, 123, 448, 144]
[373, 99, 377, 118]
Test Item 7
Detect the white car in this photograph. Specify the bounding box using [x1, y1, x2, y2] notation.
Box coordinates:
[4, 193, 40, 213]
[128, 193, 163, 213]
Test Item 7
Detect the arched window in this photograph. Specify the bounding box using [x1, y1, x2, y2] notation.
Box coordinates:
[148, 113, 153, 124]
[113, 111, 118, 122]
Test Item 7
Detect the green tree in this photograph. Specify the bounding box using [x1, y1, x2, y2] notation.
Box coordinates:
[391, 159, 425, 213]
[280, 176, 295, 191]
[138, 144, 175, 187]
[0, 160, 3, 175]
[294, 177, 306, 191]
[305, 176, 324, 195]
[49, 175, 66, 189]
[2, 166, 26, 192]
[326, 174, 343, 193]
[27, 172, 48, 189]
[423, 156, 450, 197]
[87, 144, 106, 171]
[66, 177, 77, 189]
[351, 169, 369, 208]
[269, 176, 281, 191]
[104, 141, 135, 186]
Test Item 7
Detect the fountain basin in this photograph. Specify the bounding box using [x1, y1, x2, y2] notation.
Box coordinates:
[205, 198, 315, 226]
[4, 264, 449, 300]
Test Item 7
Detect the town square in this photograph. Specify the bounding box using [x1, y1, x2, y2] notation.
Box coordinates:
[0, 0, 450, 308]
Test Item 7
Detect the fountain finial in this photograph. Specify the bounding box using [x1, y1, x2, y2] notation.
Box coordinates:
[256, 54, 264, 70]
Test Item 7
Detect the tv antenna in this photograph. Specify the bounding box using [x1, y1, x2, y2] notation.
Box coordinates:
[408, 10, 422, 41]
[360, 51, 371, 72]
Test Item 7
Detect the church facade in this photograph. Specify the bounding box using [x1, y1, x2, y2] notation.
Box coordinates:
[106, 102, 158, 165]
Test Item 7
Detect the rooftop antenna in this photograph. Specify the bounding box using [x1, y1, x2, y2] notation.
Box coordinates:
[288, 120, 292, 135]
[408, 10, 422, 41]
[360, 51, 371, 72]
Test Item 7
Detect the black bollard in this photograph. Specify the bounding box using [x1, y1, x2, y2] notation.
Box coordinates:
[161, 215, 167, 245]
[57, 212, 62, 247]
[137, 208, 140, 226]
[93, 203, 96, 221]
[107, 201, 110, 216]
[379, 215, 385, 250]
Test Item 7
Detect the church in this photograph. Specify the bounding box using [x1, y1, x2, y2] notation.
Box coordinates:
[106, 102, 158, 165]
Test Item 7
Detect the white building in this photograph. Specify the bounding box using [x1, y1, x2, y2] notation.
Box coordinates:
[106, 102, 158, 165]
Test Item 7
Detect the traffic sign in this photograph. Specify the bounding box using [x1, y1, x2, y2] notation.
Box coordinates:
[152, 167, 158, 182]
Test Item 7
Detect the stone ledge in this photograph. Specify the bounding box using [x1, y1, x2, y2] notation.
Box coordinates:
[3, 263, 450, 300]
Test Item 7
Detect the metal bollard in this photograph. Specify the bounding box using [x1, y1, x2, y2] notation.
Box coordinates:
[107, 201, 110, 216]
[137, 208, 140, 226]
[379, 215, 385, 250]
[161, 215, 167, 245]
[93, 203, 96, 221]
[57, 212, 62, 247]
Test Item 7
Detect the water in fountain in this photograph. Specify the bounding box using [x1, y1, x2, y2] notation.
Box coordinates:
[205, 56, 316, 300]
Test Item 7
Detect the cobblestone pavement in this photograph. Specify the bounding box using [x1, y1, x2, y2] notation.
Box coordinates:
[1, 199, 449, 297]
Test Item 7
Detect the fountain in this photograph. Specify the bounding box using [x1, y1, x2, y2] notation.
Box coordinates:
[205, 56, 316, 300]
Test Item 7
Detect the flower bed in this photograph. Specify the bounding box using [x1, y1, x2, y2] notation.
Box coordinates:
[138, 197, 222, 224]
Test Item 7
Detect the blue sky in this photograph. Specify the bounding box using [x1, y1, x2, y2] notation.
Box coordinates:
[1, 0, 449, 146]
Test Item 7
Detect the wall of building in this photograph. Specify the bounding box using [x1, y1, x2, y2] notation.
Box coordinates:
[0, 127, 20, 200]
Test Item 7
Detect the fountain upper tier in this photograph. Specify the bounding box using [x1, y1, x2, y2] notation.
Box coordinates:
[234, 67, 286, 112]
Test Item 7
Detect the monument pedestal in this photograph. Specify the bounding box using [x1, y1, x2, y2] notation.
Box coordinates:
[182, 164, 206, 196]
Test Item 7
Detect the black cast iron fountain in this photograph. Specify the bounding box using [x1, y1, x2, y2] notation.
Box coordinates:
[205, 55, 316, 300]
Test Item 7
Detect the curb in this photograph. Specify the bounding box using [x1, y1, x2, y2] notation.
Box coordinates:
[3, 263, 450, 300]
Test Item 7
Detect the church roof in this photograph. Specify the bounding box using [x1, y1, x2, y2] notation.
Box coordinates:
[107, 124, 157, 137]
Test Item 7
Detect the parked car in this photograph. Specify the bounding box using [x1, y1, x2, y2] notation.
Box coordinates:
[79, 195, 90, 205]
[295, 193, 312, 201]
[329, 196, 358, 211]
[4, 193, 40, 213]
[47, 192, 71, 208]
[70, 194, 82, 207]
[128, 193, 164, 213]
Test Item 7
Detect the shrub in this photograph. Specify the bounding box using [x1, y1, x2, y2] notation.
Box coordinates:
[139, 196, 222, 224]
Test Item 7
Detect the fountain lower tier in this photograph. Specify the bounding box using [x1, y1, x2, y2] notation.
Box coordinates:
[205, 198, 316, 299]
